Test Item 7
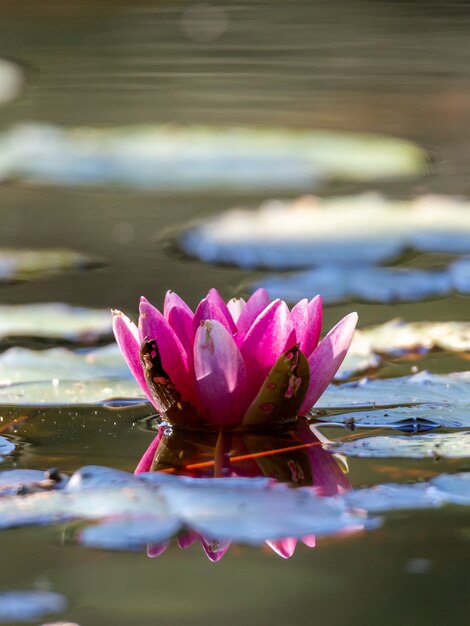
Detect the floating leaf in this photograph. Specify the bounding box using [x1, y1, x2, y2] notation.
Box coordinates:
[0, 436, 15, 459]
[0, 344, 130, 385]
[336, 319, 470, 379]
[0, 378, 144, 407]
[0, 469, 68, 495]
[0, 303, 112, 345]
[330, 431, 470, 459]
[0, 591, 67, 622]
[0, 248, 99, 282]
[314, 405, 468, 430]
[344, 482, 444, 512]
[335, 334, 382, 380]
[0, 466, 369, 548]
[320, 371, 470, 409]
[0, 59, 24, 106]
[255, 266, 452, 305]
[0, 465, 469, 552]
[0, 125, 426, 191]
[430, 473, 470, 505]
[180, 194, 470, 269]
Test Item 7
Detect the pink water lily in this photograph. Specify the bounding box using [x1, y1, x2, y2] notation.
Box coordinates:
[113, 288, 357, 429]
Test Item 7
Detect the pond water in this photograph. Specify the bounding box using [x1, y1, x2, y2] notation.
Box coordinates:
[0, 1, 469, 624]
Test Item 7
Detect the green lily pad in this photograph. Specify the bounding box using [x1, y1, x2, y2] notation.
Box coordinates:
[0, 303, 112, 345]
[0, 248, 99, 282]
[329, 431, 470, 459]
[181, 194, 470, 269]
[0, 124, 426, 191]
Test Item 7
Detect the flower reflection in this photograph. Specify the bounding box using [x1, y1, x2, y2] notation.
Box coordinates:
[137, 420, 351, 560]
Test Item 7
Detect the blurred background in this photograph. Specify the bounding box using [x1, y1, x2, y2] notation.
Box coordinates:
[0, 2, 469, 625]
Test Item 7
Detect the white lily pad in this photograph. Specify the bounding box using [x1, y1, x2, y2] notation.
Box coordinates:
[0, 344, 130, 385]
[330, 431, 470, 459]
[321, 371, 470, 408]
[0, 125, 426, 191]
[0, 303, 112, 344]
[0, 58, 24, 106]
[0, 436, 15, 459]
[180, 194, 470, 269]
[0, 466, 369, 548]
[0, 249, 98, 282]
[430, 473, 470, 505]
[256, 266, 452, 304]
[0, 465, 469, 552]
[336, 319, 470, 380]
[0, 378, 144, 407]
[344, 482, 444, 512]
[0, 469, 68, 495]
[316, 405, 469, 430]
[0, 591, 67, 622]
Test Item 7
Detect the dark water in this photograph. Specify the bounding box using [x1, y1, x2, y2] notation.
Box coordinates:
[0, 1, 469, 624]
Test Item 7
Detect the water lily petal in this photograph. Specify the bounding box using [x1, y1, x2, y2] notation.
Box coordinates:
[163, 290, 193, 319]
[240, 299, 295, 398]
[177, 530, 199, 549]
[290, 298, 309, 352]
[164, 292, 194, 353]
[266, 537, 297, 558]
[167, 306, 194, 358]
[201, 537, 231, 562]
[299, 312, 358, 414]
[112, 310, 160, 410]
[235, 288, 270, 339]
[193, 290, 237, 337]
[147, 542, 170, 557]
[306, 295, 322, 356]
[194, 320, 247, 426]
[139, 298, 194, 404]
[301, 535, 316, 547]
[227, 297, 246, 323]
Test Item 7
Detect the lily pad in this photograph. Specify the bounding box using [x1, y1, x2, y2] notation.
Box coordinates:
[0, 344, 130, 385]
[0, 58, 24, 106]
[0, 465, 369, 548]
[0, 465, 470, 552]
[0, 436, 15, 459]
[330, 431, 470, 459]
[0, 591, 67, 622]
[0, 378, 144, 407]
[336, 319, 470, 379]
[0, 125, 426, 191]
[0, 249, 99, 282]
[0, 303, 112, 345]
[344, 482, 444, 512]
[180, 194, 470, 269]
[256, 266, 452, 305]
[321, 371, 470, 408]
[314, 405, 468, 430]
